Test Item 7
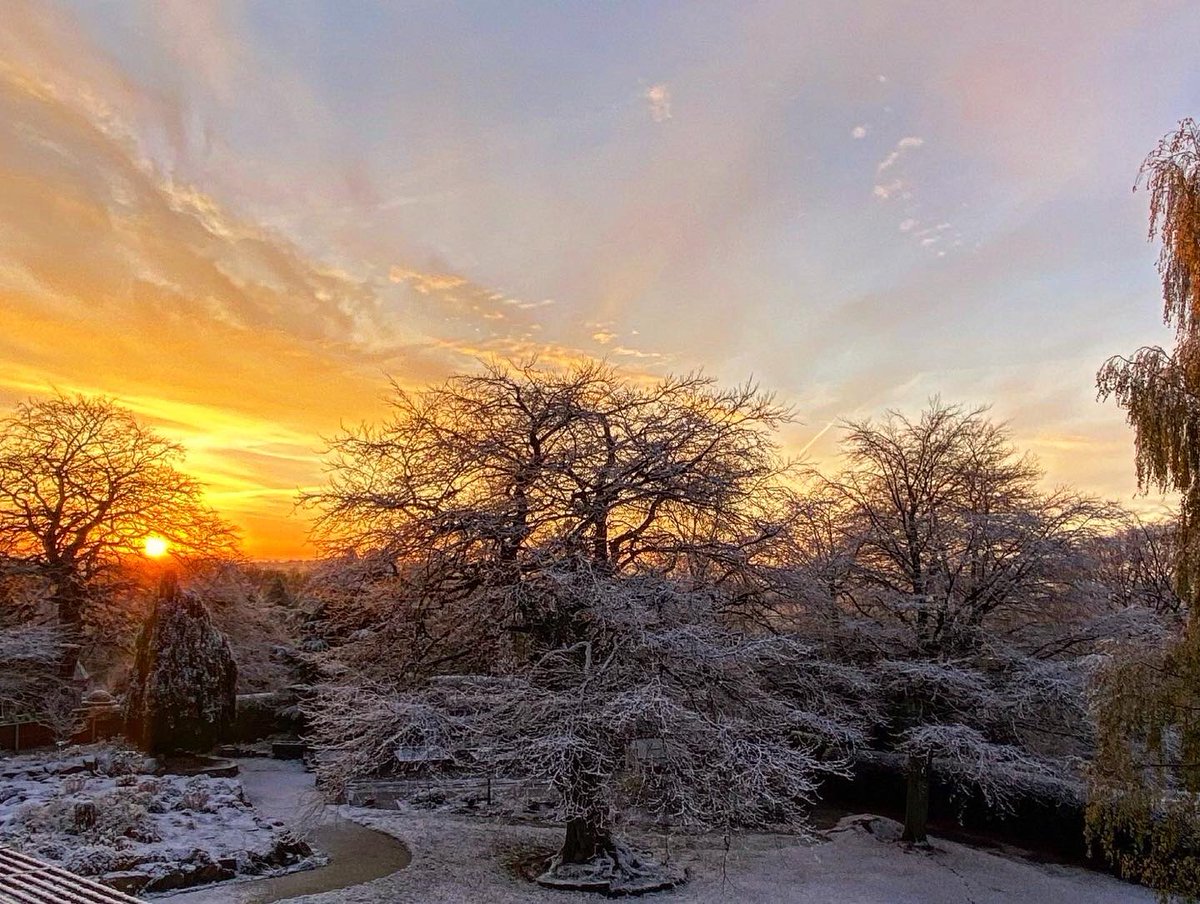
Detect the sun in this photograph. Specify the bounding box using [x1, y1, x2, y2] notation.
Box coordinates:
[143, 536, 170, 558]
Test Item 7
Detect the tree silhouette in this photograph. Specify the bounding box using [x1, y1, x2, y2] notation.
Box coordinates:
[0, 394, 236, 631]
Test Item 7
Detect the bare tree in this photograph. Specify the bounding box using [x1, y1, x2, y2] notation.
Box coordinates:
[0, 394, 236, 631]
[813, 400, 1113, 843]
[1085, 515, 1183, 616]
[309, 361, 791, 569]
[304, 362, 794, 677]
[303, 362, 855, 888]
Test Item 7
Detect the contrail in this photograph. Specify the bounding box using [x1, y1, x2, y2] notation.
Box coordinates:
[798, 419, 837, 457]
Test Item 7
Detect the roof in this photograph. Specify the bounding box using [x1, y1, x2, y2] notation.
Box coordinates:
[0, 847, 141, 904]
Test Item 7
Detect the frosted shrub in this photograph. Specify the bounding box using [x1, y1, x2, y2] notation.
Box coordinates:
[13, 787, 158, 847]
[124, 575, 237, 753]
[177, 781, 213, 813]
[98, 748, 149, 777]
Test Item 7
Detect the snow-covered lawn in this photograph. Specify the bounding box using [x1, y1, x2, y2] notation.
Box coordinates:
[0, 746, 315, 895]
[0, 751, 1155, 902]
[277, 807, 1153, 903]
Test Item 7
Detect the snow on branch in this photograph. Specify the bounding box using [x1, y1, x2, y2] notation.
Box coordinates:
[0, 625, 69, 720]
[307, 567, 869, 839]
[900, 723, 1074, 808]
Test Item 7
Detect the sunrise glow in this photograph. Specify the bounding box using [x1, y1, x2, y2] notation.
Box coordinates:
[143, 536, 169, 559]
[5, 7, 1200, 902]
[0, 3, 1193, 559]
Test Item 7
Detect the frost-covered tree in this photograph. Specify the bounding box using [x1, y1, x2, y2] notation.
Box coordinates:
[304, 362, 794, 679]
[309, 566, 866, 892]
[0, 394, 237, 631]
[1085, 515, 1183, 616]
[0, 623, 71, 723]
[809, 401, 1112, 843]
[124, 574, 238, 754]
[303, 362, 861, 890]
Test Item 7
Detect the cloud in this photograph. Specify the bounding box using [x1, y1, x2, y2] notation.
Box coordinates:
[873, 179, 907, 200]
[876, 136, 925, 174]
[644, 83, 672, 122]
[612, 346, 664, 360]
[899, 218, 918, 232]
[388, 267, 468, 294]
[0, 64, 393, 350]
[387, 265, 558, 337]
[851, 125, 868, 139]
[592, 330, 618, 345]
[872, 136, 925, 201]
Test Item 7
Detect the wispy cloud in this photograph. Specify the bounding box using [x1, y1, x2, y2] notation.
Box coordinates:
[388, 267, 468, 294]
[611, 346, 664, 360]
[872, 137, 924, 202]
[644, 83, 672, 122]
[876, 136, 924, 175]
[873, 179, 907, 200]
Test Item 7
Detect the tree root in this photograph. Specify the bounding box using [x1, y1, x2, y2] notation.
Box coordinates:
[535, 842, 685, 896]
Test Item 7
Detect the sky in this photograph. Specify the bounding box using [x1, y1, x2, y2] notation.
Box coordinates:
[0, 0, 1195, 559]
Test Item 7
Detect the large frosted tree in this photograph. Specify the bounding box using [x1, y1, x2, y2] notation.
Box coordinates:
[812, 401, 1109, 843]
[305, 362, 793, 682]
[304, 362, 864, 892]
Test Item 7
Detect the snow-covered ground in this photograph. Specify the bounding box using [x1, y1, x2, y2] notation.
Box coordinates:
[0, 750, 1155, 902]
[0, 746, 314, 894]
[264, 806, 1153, 903]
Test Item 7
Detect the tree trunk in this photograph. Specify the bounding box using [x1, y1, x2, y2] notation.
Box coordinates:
[901, 752, 931, 844]
[52, 575, 87, 631]
[50, 571, 87, 678]
[592, 510, 610, 565]
[559, 815, 614, 864]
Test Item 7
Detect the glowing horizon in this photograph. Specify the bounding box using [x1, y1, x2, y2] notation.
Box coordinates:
[0, 1, 1192, 559]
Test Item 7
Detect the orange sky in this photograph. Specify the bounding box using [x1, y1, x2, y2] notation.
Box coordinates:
[0, 1, 1190, 558]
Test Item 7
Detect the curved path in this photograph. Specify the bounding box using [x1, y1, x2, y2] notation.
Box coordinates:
[166, 759, 410, 903]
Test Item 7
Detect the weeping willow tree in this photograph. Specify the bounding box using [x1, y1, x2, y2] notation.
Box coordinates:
[1091, 119, 1200, 900]
[1098, 118, 1200, 600]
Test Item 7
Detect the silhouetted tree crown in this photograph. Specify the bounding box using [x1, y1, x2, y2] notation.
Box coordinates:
[0, 393, 236, 628]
